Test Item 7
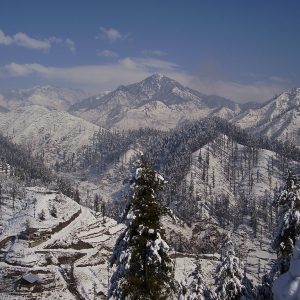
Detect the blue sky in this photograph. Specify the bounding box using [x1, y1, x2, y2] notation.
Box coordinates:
[0, 0, 299, 102]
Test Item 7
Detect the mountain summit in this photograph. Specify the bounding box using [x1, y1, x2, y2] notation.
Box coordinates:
[70, 74, 204, 111]
[69, 74, 238, 130]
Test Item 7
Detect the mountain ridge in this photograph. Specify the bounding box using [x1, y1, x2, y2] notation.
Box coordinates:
[0, 85, 89, 111]
[69, 74, 240, 130]
[233, 88, 300, 147]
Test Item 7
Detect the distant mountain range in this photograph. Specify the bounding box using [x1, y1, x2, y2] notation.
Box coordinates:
[0, 86, 89, 111]
[0, 74, 299, 147]
[0, 105, 101, 166]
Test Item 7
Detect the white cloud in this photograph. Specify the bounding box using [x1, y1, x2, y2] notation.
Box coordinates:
[0, 57, 184, 92]
[96, 49, 118, 57]
[2, 62, 48, 77]
[0, 30, 13, 45]
[0, 30, 50, 50]
[97, 27, 130, 42]
[189, 78, 287, 103]
[142, 49, 167, 57]
[0, 29, 76, 52]
[0, 58, 288, 103]
[13, 32, 51, 50]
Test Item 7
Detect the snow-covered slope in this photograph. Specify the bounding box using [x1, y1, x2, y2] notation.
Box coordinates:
[209, 106, 239, 120]
[0, 105, 101, 166]
[0, 86, 89, 111]
[0, 186, 126, 299]
[0, 182, 273, 299]
[0, 183, 221, 300]
[69, 74, 239, 130]
[186, 134, 300, 214]
[233, 89, 300, 147]
[181, 134, 300, 284]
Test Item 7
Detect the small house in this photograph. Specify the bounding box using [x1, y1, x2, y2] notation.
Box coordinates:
[16, 273, 40, 292]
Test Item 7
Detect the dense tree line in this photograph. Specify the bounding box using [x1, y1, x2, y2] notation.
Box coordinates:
[77, 117, 300, 181]
[0, 132, 76, 199]
[0, 133, 52, 183]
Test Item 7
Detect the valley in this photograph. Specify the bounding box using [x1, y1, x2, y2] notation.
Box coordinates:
[0, 74, 299, 299]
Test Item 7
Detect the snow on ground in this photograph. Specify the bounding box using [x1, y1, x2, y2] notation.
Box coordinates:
[111, 101, 212, 131]
[174, 255, 218, 292]
[187, 134, 299, 212]
[0, 186, 80, 239]
[183, 134, 283, 284]
[0, 186, 126, 299]
[232, 89, 300, 147]
[0, 105, 101, 166]
[0, 182, 277, 299]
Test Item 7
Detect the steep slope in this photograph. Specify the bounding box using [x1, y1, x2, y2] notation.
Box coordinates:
[0, 131, 52, 183]
[186, 134, 299, 212]
[0, 105, 101, 166]
[233, 88, 300, 147]
[182, 134, 299, 280]
[69, 74, 239, 130]
[0, 86, 88, 111]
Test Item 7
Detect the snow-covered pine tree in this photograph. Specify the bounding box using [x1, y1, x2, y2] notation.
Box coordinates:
[215, 234, 254, 300]
[188, 256, 206, 300]
[109, 157, 175, 300]
[272, 171, 300, 274]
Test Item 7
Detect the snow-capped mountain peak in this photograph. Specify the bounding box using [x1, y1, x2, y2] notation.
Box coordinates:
[233, 88, 300, 147]
[114, 73, 192, 104]
[69, 74, 237, 129]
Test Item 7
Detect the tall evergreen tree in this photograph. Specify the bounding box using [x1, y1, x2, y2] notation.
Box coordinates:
[215, 234, 254, 300]
[272, 171, 300, 274]
[109, 157, 175, 300]
[187, 256, 207, 300]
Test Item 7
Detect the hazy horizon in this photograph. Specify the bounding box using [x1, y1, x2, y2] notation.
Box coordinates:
[0, 0, 299, 103]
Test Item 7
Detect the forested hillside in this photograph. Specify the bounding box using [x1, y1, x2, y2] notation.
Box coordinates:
[0, 133, 52, 183]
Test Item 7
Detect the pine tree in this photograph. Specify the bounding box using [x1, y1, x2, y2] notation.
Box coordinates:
[256, 274, 273, 300]
[215, 234, 253, 300]
[109, 157, 175, 300]
[38, 209, 45, 221]
[49, 205, 57, 218]
[73, 188, 81, 204]
[188, 256, 206, 300]
[272, 171, 300, 274]
[94, 193, 101, 212]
